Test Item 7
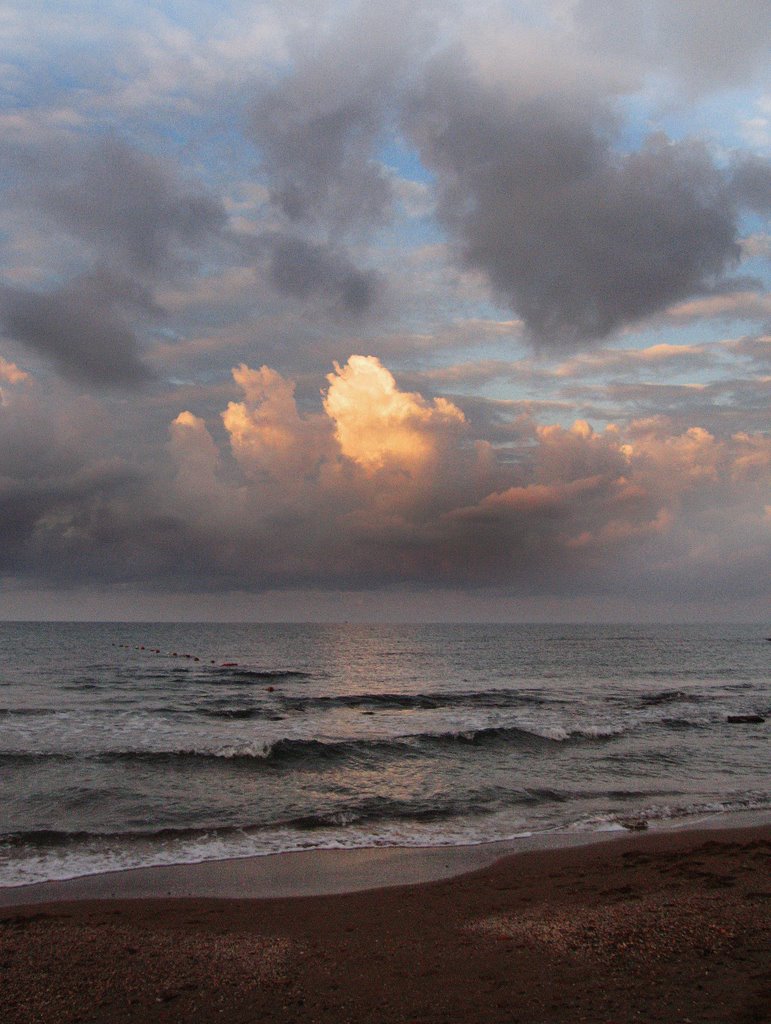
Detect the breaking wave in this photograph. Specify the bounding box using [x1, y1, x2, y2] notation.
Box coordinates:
[0, 721, 627, 771]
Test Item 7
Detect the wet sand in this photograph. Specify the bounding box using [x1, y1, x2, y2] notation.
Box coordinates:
[0, 829, 640, 907]
[2, 823, 770, 1023]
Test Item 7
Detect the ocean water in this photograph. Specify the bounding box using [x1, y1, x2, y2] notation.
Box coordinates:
[0, 622, 768, 887]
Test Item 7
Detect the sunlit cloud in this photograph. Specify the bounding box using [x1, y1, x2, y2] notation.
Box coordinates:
[665, 291, 771, 323]
[118, 356, 770, 599]
[553, 344, 711, 378]
[323, 355, 466, 474]
[0, 356, 28, 385]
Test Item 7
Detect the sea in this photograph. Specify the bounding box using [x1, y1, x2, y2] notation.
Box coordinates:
[0, 622, 768, 888]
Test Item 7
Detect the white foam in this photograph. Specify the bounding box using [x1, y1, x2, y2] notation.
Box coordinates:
[4, 794, 770, 889]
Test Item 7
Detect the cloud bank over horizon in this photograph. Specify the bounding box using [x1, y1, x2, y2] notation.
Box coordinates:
[2, 352, 768, 616]
[0, 1, 768, 619]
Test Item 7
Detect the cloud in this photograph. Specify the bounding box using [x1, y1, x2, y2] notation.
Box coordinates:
[46, 137, 224, 272]
[5, 2, 759, 398]
[405, 52, 743, 346]
[0, 2, 768, 615]
[258, 232, 380, 315]
[240, 1, 431, 334]
[12, 135, 226, 277]
[323, 355, 466, 474]
[0, 132, 229, 385]
[740, 234, 771, 261]
[570, 0, 771, 91]
[241, 3, 766, 350]
[728, 333, 771, 368]
[248, 0, 435, 230]
[552, 343, 713, 378]
[222, 362, 330, 482]
[433, 414, 769, 587]
[0, 355, 767, 603]
[0, 378, 142, 575]
[0, 356, 28, 385]
[251, 80, 392, 230]
[169, 410, 221, 492]
[163, 359, 771, 597]
[0, 269, 155, 386]
[730, 155, 771, 215]
[664, 290, 771, 324]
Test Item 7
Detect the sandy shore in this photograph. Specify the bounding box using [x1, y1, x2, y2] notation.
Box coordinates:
[3, 810, 768, 907]
[0, 828, 657, 907]
[2, 821, 770, 1023]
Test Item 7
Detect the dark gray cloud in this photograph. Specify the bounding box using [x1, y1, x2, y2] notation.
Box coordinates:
[28, 136, 227, 276]
[237, 2, 425, 345]
[259, 232, 380, 315]
[0, 269, 156, 386]
[244, 1, 441, 327]
[252, 86, 392, 229]
[404, 55, 744, 348]
[0, 405, 144, 576]
[246, 10, 760, 351]
[248, 0, 435, 230]
[0, 134, 228, 384]
[731, 155, 771, 215]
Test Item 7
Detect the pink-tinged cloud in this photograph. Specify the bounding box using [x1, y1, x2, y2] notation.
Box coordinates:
[222, 363, 331, 482]
[149, 357, 771, 597]
[1, 353, 766, 603]
[323, 355, 466, 474]
[443, 475, 609, 525]
[553, 343, 709, 378]
[0, 357, 28, 385]
[665, 291, 771, 323]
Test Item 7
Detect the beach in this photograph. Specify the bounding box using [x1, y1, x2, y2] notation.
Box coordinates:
[2, 821, 769, 1024]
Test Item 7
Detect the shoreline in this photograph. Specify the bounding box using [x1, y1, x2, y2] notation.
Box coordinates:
[2, 806, 769, 907]
[2, 819, 769, 1023]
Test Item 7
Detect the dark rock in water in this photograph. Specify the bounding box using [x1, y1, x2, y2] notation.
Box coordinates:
[620, 818, 649, 831]
[727, 714, 765, 724]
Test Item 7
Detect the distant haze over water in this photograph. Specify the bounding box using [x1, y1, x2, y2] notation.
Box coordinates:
[1, 622, 768, 887]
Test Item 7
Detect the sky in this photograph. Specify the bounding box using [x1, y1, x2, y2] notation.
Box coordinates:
[0, 0, 769, 622]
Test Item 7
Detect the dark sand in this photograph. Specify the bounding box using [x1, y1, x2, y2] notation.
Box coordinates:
[1, 824, 769, 1023]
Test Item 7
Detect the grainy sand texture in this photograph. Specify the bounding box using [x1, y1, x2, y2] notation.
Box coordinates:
[1, 824, 769, 1024]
